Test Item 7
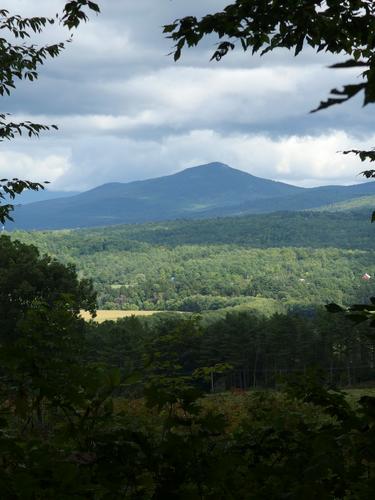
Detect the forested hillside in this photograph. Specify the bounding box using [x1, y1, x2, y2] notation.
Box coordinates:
[314, 195, 375, 212]
[14, 209, 375, 249]
[12, 209, 375, 312]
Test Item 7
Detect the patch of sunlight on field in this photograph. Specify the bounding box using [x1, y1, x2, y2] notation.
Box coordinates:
[80, 310, 161, 323]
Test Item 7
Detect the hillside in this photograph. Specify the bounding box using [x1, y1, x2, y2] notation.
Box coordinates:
[14, 209, 375, 250]
[7, 189, 79, 205]
[313, 195, 375, 212]
[11, 209, 375, 312]
[7, 162, 375, 230]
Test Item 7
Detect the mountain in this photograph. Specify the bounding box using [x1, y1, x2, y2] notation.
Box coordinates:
[7, 162, 375, 230]
[11, 189, 80, 205]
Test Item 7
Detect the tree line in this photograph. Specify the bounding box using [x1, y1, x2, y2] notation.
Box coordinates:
[12, 209, 375, 250]
[88, 307, 375, 391]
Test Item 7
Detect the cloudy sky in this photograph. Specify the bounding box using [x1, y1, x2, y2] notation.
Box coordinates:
[1, 0, 375, 191]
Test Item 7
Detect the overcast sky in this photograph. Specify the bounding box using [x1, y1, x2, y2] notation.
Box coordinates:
[1, 0, 375, 191]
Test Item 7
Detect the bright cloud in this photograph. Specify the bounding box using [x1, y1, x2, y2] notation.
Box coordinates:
[0, 151, 71, 184]
[2, 130, 373, 191]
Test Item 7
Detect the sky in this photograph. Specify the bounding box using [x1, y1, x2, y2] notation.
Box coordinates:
[1, 0, 375, 191]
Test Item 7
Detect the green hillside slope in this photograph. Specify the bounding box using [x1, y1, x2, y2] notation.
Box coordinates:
[314, 195, 375, 212]
[10, 210, 375, 313]
[13, 209, 375, 250]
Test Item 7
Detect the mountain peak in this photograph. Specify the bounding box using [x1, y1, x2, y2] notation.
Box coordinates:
[184, 161, 230, 169]
[191, 161, 231, 170]
[175, 162, 250, 178]
[10, 161, 375, 231]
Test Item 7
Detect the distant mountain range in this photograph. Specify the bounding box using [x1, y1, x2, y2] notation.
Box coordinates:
[12, 189, 79, 205]
[7, 162, 375, 230]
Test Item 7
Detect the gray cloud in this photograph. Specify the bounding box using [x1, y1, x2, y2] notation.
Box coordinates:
[0, 0, 373, 191]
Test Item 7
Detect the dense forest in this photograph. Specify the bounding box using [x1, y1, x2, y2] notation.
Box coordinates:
[12, 209, 375, 249]
[88, 308, 375, 390]
[1, 234, 375, 497]
[11, 209, 375, 312]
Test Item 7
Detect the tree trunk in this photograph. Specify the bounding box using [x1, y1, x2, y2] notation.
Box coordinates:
[347, 362, 352, 387]
[253, 349, 259, 389]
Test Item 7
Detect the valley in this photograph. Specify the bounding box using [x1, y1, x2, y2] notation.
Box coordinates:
[12, 208, 375, 314]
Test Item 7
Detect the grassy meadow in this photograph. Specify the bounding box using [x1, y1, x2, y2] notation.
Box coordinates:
[80, 309, 163, 323]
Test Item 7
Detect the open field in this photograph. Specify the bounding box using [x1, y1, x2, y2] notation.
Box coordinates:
[80, 309, 162, 323]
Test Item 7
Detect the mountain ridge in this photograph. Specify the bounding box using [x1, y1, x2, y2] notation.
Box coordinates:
[7, 162, 375, 230]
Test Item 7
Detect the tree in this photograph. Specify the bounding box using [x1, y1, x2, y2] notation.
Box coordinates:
[0, 1, 100, 224]
[164, 1, 375, 171]
[0, 235, 125, 497]
[0, 235, 97, 422]
[0, 235, 96, 333]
